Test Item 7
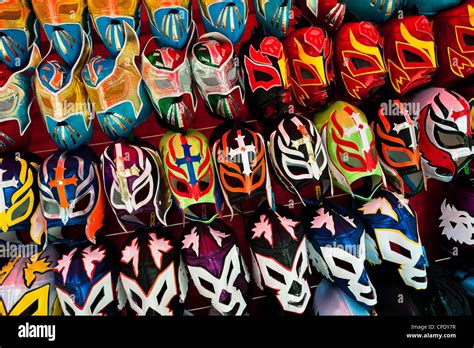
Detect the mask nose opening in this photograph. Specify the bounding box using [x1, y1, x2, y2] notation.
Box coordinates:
[219, 289, 232, 305]
[289, 280, 302, 296]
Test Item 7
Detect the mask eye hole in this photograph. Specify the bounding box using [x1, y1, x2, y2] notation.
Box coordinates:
[350, 57, 372, 70]
[72, 192, 92, 213]
[199, 277, 215, 293]
[333, 256, 356, 274]
[10, 198, 31, 221]
[402, 49, 424, 63]
[389, 241, 412, 259]
[299, 66, 316, 80]
[18, 298, 39, 316]
[267, 267, 286, 283]
[254, 70, 276, 83]
[135, 183, 151, 204]
[89, 287, 105, 314]
[172, 179, 189, 195]
[462, 32, 474, 46]
[112, 189, 124, 206]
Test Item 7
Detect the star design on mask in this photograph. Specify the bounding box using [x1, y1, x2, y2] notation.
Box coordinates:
[149, 235, 173, 269]
[82, 246, 106, 281]
[182, 227, 200, 256]
[311, 208, 336, 236]
[55, 248, 77, 284]
[209, 228, 229, 247]
[277, 214, 299, 241]
[121, 238, 140, 277]
[251, 215, 273, 247]
[358, 198, 398, 221]
[393, 192, 414, 216]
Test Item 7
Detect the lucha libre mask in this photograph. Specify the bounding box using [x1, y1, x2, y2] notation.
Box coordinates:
[143, 0, 192, 50]
[268, 114, 332, 205]
[191, 32, 246, 121]
[405, 0, 461, 16]
[254, 0, 290, 38]
[120, 227, 188, 316]
[284, 27, 334, 112]
[344, 0, 401, 23]
[0, 246, 61, 316]
[432, 1, 474, 87]
[87, 0, 141, 56]
[38, 146, 105, 244]
[353, 189, 428, 290]
[212, 123, 272, 217]
[0, 0, 39, 71]
[240, 34, 292, 120]
[32, 0, 89, 66]
[379, 16, 437, 98]
[198, 0, 248, 44]
[374, 100, 426, 197]
[247, 206, 311, 314]
[0, 153, 45, 246]
[293, 0, 345, 34]
[412, 88, 473, 182]
[182, 220, 250, 315]
[142, 28, 197, 132]
[35, 31, 93, 150]
[333, 22, 386, 103]
[314, 101, 385, 202]
[302, 201, 377, 307]
[101, 139, 172, 232]
[55, 241, 125, 315]
[82, 22, 152, 140]
[0, 44, 41, 154]
[159, 129, 223, 223]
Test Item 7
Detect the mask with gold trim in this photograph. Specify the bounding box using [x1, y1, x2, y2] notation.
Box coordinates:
[352, 189, 428, 290]
[32, 0, 89, 66]
[433, 1, 474, 87]
[254, 0, 290, 38]
[0, 246, 61, 316]
[0, 0, 40, 71]
[143, 0, 192, 50]
[344, 0, 402, 23]
[374, 100, 426, 197]
[284, 27, 334, 112]
[38, 145, 105, 244]
[333, 22, 386, 104]
[0, 153, 46, 246]
[35, 31, 93, 150]
[198, 0, 248, 44]
[87, 0, 141, 56]
[0, 44, 41, 154]
[82, 22, 151, 140]
[379, 15, 437, 98]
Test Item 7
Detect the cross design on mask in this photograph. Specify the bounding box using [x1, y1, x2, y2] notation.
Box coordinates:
[291, 123, 316, 162]
[48, 159, 78, 209]
[229, 132, 256, 175]
[344, 111, 371, 152]
[0, 168, 19, 213]
[175, 141, 201, 185]
[114, 144, 140, 202]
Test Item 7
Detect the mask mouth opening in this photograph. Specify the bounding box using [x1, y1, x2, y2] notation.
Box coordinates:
[434, 166, 452, 177]
[351, 175, 382, 200]
[187, 203, 217, 222]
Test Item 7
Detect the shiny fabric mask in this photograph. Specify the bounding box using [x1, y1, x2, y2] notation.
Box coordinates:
[82, 22, 151, 140]
[379, 15, 437, 98]
[433, 2, 474, 86]
[284, 27, 334, 112]
[0, 44, 41, 154]
[120, 227, 188, 316]
[143, 0, 192, 49]
[198, 0, 248, 44]
[32, 0, 89, 66]
[334, 22, 386, 103]
[39, 146, 105, 244]
[55, 241, 125, 315]
[142, 39, 197, 132]
[35, 31, 93, 150]
[375, 100, 426, 197]
[302, 201, 377, 307]
[247, 206, 311, 314]
[344, 0, 402, 23]
[352, 189, 428, 290]
[240, 34, 292, 120]
[191, 32, 245, 120]
[412, 88, 473, 182]
[101, 140, 172, 232]
[0, 0, 39, 70]
[159, 129, 223, 223]
[0, 153, 45, 246]
[314, 101, 385, 202]
[87, 0, 141, 56]
[254, 0, 291, 38]
[294, 0, 345, 34]
[0, 246, 61, 316]
[212, 124, 272, 217]
[182, 220, 250, 315]
[268, 114, 332, 205]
